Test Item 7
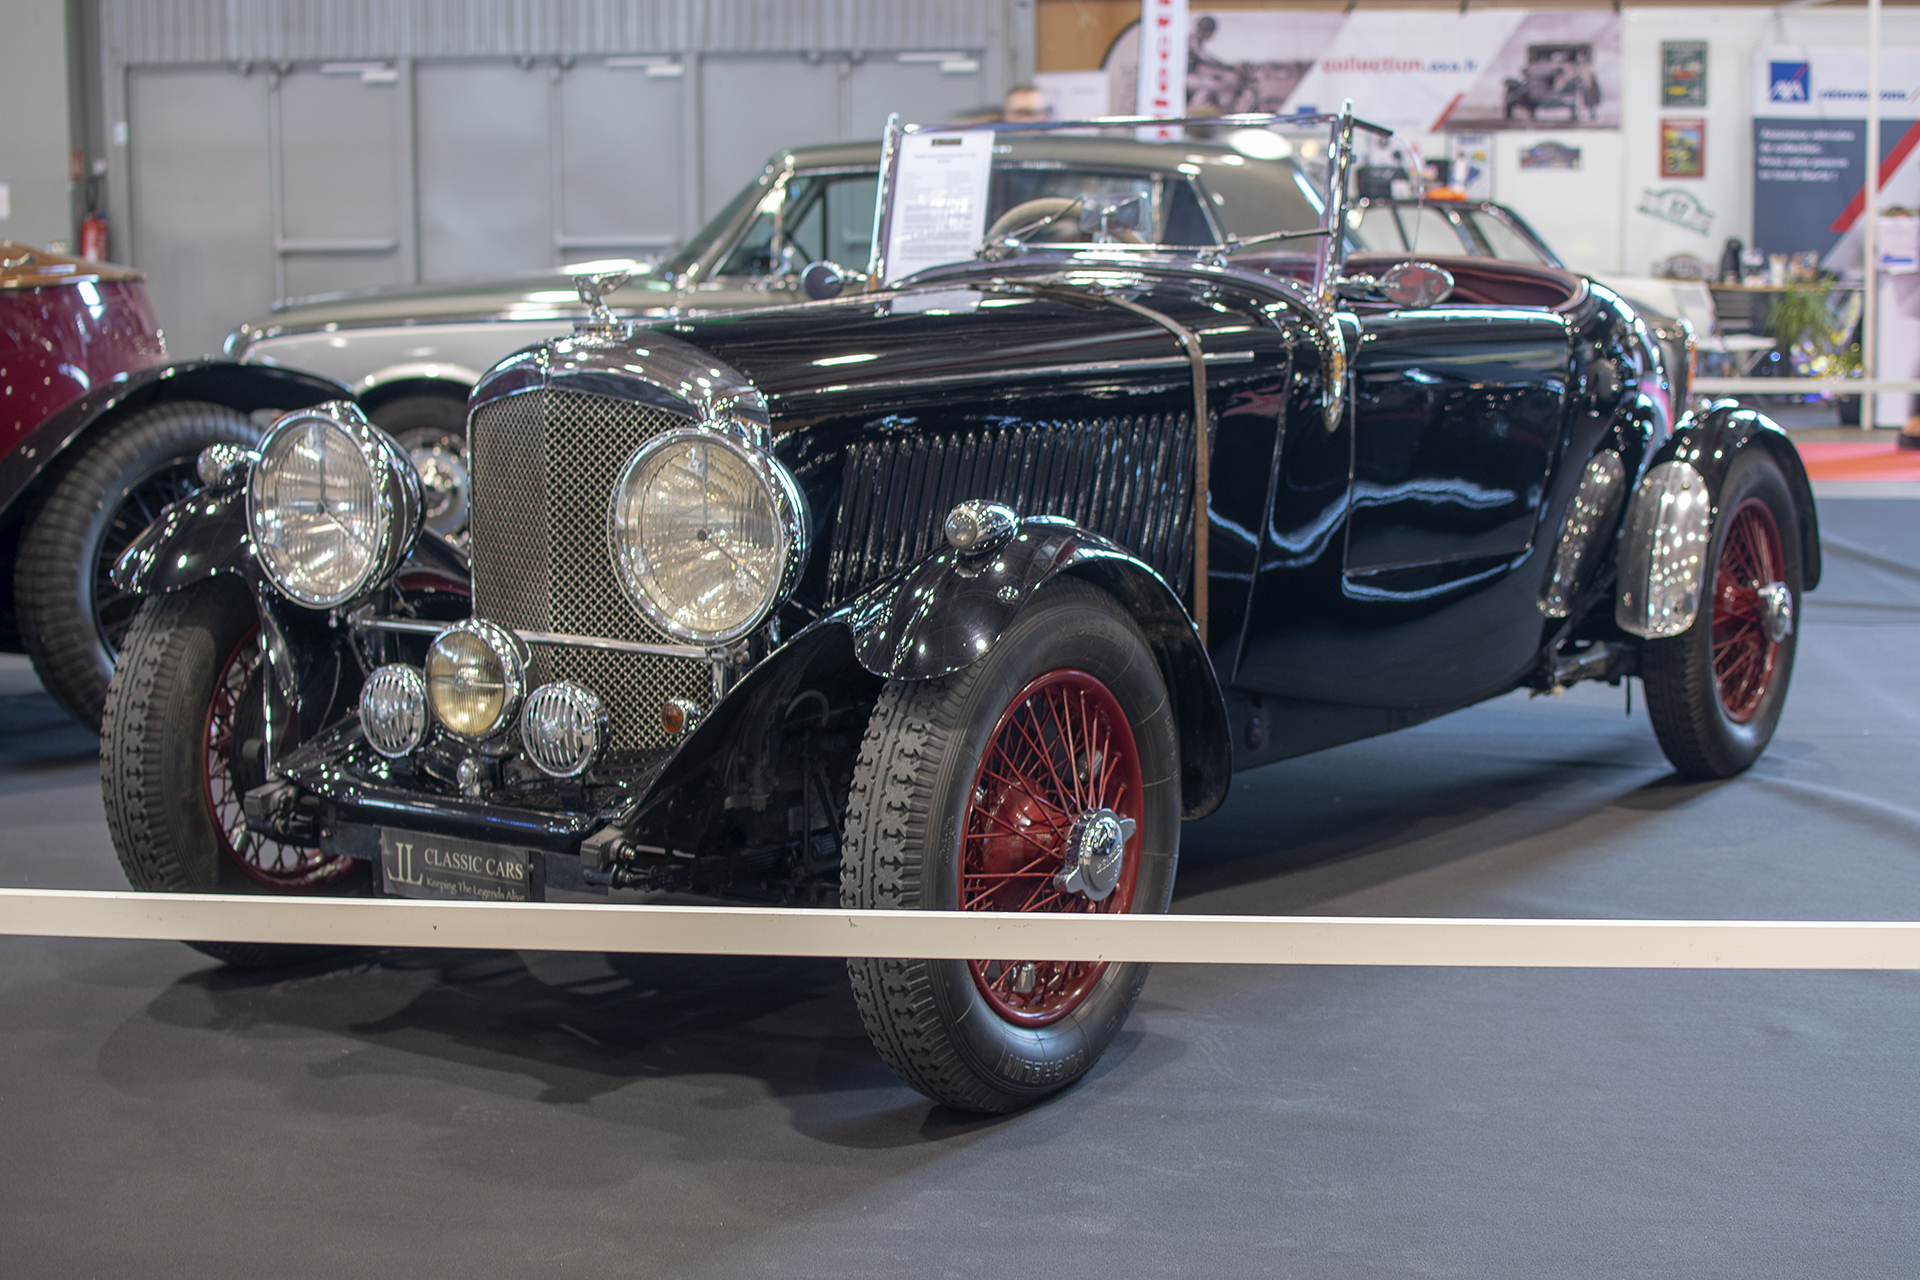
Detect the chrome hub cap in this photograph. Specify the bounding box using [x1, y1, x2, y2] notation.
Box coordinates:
[1758, 581, 1794, 643]
[1055, 807, 1136, 903]
[408, 443, 471, 537]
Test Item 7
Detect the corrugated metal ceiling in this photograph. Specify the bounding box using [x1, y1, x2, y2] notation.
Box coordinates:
[104, 0, 997, 65]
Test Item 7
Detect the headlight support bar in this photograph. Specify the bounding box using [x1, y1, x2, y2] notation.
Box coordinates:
[353, 615, 709, 661]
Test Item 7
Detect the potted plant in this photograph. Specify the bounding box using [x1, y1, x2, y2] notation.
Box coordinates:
[1766, 283, 1864, 423]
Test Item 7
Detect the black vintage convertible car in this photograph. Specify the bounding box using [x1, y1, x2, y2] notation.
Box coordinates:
[104, 110, 1817, 1113]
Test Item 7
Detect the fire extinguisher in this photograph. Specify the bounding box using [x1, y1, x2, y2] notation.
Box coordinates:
[79, 177, 108, 263]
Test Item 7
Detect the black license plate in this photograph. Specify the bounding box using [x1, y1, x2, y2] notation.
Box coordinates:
[379, 829, 534, 902]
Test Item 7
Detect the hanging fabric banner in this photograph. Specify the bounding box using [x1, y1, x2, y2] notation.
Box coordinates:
[1134, 0, 1189, 139]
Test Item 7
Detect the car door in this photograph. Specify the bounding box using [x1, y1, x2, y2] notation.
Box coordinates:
[1229, 302, 1573, 713]
[1329, 305, 1575, 705]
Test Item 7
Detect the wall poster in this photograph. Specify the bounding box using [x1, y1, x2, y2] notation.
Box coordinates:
[1661, 118, 1706, 178]
[1519, 140, 1582, 170]
[1104, 8, 1620, 135]
[1750, 47, 1920, 263]
[1662, 42, 1707, 108]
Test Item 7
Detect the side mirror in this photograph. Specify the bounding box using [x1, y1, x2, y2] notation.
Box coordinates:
[801, 261, 869, 301]
[1379, 261, 1455, 309]
[802, 261, 847, 300]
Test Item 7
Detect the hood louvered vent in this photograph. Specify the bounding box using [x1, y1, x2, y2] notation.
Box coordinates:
[825, 413, 1198, 604]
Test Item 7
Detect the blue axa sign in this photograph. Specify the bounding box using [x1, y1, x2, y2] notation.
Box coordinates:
[1770, 61, 1810, 103]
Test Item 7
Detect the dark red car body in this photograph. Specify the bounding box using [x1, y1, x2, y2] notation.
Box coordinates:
[0, 244, 167, 508]
[1, 240, 349, 720]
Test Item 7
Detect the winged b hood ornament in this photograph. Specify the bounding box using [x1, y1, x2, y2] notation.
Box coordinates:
[572, 268, 631, 341]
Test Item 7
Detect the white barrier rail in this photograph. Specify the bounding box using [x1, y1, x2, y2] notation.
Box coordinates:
[1692, 378, 1920, 397]
[4, 890, 1919, 969]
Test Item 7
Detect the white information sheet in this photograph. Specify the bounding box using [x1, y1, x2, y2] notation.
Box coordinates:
[882, 131, 994, 285]
[1879, 217, 1919, 274]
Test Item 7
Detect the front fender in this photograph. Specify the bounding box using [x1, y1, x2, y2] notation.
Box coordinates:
[1614, 401, 1820, 638]
[114, 482, 469, 599]
[0, 359, 350, 524]
[838, 516, 1232, 819]
[111, 487, 250, 595]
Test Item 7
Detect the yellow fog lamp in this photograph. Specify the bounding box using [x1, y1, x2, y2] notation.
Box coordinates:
[425, 621, 526, 741]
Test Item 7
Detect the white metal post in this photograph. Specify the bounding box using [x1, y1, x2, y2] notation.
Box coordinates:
[1864, 0, 1882, 427]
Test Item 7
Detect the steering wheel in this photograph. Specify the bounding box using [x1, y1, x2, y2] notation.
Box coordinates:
[982, 198, 1147, 245]
[985, 198, 1084, 245]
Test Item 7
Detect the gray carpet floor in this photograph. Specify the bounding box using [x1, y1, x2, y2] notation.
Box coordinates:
[2, 496, 1915, 1278]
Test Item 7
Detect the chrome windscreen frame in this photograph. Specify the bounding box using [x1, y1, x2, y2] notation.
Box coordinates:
[864, 103, 1392, 306]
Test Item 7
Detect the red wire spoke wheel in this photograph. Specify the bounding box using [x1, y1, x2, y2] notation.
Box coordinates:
[842, 578, 1180, 1111]
[962, 669, 1144, 1026]
[1709, 497, 1785, 724]
[104, 576, 367, 967]
[203, 630, 357, 891]
[1642, 449, 1804, 780]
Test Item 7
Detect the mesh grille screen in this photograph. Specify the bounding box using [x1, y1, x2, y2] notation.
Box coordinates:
[825, 413, 1198, 603]
[468, 389, 711, 752]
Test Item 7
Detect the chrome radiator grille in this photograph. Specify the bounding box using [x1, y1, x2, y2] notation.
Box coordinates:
[468, 389, 711, 753]
[825, 413, 1198, 603]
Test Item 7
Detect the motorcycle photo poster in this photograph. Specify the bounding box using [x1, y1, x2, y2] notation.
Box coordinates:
[1101, 8, 1621, 135]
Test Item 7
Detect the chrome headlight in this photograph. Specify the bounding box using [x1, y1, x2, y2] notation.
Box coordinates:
[520, 682, 609, 778]
[425, 620, 526, 742]
[247, 402, 423, 607]
[359, 664, 430, 757]
[608, 428, 806, 644]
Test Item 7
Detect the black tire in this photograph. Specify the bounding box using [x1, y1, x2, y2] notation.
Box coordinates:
[369, 393, 470, 538]
[101, 575, 365, 968]
[1642, 449, 1803, 778]
[15, 401, 257, 728]
[842, 578, 1180, 1113]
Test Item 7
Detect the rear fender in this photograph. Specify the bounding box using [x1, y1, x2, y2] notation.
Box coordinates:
[1614, 401, 1820, 639]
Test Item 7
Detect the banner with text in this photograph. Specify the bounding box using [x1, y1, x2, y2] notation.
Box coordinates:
[1751, 46, 1920, 266]
[1134, 0, 1189, 139]
[1105, 8, 1619, 136]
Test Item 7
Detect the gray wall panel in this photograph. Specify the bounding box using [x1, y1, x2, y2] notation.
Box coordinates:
[277, 71, 399, 242]
[126, 67, 272, 358]
[282, 250, 402, 300]
[101, 0, 1029, 355]
[416, 62, 550, 281]
[104, 0, 999, 62]
[559, 62, 684, 255]
[698, 56, 842, 218]
[848, 57, 986, 141]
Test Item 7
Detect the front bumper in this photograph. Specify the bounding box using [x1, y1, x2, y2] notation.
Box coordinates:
[260, 722, 673, 857]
